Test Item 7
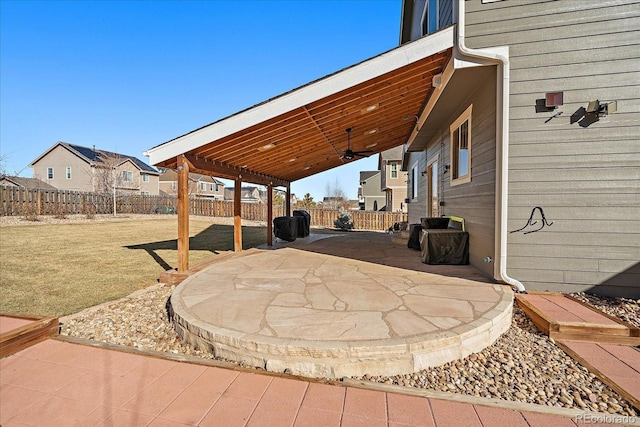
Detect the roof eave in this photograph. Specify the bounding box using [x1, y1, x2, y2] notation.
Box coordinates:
[146, 27, 456, 169]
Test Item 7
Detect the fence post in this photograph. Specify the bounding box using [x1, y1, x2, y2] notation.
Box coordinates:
[36, 190, 42, 215]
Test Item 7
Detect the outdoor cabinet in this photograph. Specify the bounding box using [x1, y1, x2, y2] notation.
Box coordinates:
[419, 217, 469, 265]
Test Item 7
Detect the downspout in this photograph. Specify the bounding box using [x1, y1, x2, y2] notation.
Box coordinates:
[455, 1, 526, 293]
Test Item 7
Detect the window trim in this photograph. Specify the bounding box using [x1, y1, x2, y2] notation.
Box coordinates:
[411, 164, 419, 200]
[142, 174, 149, 182]
[427, 156, 439, 217]
[421, 0, 440, 36]
[390, 163, 398, 179]
[47, 167, 54, 180]
[122, 170, 133, 182]
[65, 166, 72, 180]
[450, 105, 472, 186]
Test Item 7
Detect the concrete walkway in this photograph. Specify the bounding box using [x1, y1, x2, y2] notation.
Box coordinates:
[3, 338, 632, 426]
[170, 232, 513, 378]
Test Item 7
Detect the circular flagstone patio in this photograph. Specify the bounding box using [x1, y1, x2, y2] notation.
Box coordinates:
[170, 232, 513, 379]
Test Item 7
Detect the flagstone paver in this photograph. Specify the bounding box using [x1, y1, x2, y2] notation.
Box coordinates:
[170, 232, 513, 378]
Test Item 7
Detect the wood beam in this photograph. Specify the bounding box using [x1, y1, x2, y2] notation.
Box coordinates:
[234, 179, 242, 252]
[285, 183, 291, 217]
[183, 153, 288, 188]
[267, 185, 273, 246]
[177, 155, 189, 272]
[302, 106, 345, 164]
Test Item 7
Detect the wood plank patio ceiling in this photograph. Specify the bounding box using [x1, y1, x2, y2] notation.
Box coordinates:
[155, 49, 451, 185]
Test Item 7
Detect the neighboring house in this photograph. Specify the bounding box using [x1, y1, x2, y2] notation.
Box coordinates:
[224, 186, 265, 203]
[359, 171, 386, 211]
[379, 146, 408, 212]
[29, 142, 160, 195]
[400, 1, 639, 297]
[0, 175, 56, 190]
[159, 169, 225, 199]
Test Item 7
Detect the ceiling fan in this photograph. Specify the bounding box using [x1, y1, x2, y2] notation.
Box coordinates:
[340, 127, 373, 160]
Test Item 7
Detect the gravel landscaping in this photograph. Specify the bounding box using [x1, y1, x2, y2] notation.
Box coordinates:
[60, 283, 639, 416]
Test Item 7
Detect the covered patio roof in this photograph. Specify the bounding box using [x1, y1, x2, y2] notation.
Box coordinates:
[146, 27, 455, 186]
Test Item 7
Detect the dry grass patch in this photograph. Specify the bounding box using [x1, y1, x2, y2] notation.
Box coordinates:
[0, 218, 267, 316]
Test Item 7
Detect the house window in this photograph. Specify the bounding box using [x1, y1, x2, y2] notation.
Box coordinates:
[411, 166, 418, 199]
[420, 0, 452, 36]
[65, 167, 72, 179]
[391, 163, 398, 179]
[215, 184, 219, 192]
[171, 182, 177, 190]
[200, 182, 206, 191]
[209, 183, 214, 191]
[142, 174, 149, 182]
[450, 105, 472, 186]
[141, 191, 150, 196]
[47, 167, 54, 180]
[122, 171, 133, 182]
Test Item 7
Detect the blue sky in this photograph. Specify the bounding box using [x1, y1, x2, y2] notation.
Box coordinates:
[0, 0, 401, 201]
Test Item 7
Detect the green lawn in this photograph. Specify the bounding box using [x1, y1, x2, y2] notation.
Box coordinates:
[0, 219, 267, 317]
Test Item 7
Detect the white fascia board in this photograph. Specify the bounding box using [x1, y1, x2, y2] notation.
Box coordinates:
[146, 27, 455, 166]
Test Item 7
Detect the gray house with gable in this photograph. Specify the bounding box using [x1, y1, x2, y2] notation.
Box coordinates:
[400, 0, 639, 297]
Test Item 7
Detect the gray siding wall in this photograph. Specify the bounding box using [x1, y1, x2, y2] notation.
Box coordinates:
[408, 68, 497, 278]
[465, 0, 640, 297]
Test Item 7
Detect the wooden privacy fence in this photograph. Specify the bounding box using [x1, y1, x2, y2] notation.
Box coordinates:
[303, 208, 407, 231]
[0, 186, 406, 231]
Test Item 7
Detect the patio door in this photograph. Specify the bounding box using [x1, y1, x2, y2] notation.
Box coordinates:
[427, 157, 439, 217]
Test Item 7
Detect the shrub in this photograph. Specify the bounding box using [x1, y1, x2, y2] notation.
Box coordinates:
[22, 204, 39, 222]
[53, 206, 68, 219]
[83, 202, 96, 219]
[334, 208, 354, 231]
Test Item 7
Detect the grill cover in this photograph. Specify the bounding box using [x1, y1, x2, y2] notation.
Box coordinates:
[420, 229, 469, 265]
[273, 216, 298, 242]
[293, 210, 311, 237]
[407, 224, 423, 250]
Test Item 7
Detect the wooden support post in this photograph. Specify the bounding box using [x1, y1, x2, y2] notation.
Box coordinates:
[234, 178, 242, 252]
[177, 155, 189, 272]
[285, 183, 291, 217]
[267, 184, 273, 246]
